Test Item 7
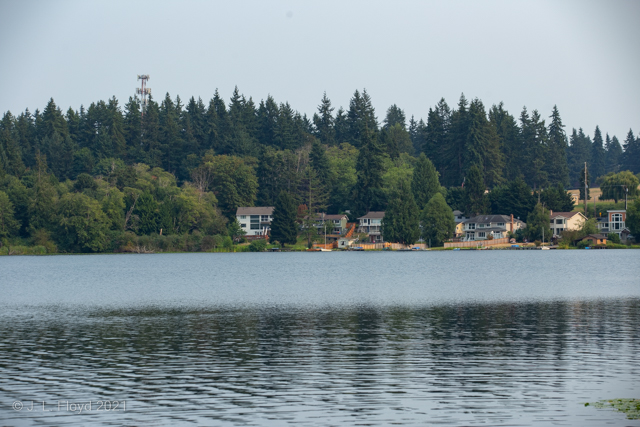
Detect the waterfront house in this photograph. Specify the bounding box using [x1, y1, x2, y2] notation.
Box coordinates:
[462, 214, 526, 241]
[578, 234, 608, 246]
[453, 210, 468, 237]
[313, 213, 349, 235]
[236, 207, 274, 237]
[549, 211, 587, 237]
[358, 211, 385, 243]
[597, 210, 630, 241]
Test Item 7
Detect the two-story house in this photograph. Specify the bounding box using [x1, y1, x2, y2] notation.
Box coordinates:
[358, 211, 385, 243]
[452, 210, 468, 237]
[314, 213, 349, 236]
[597, 209, 630, 241]
[549, 211, 587, 237]
[462, 214, 526, 241]
[236, 207, 274, 237]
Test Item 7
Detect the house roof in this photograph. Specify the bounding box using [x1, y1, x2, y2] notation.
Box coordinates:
[463, 215, 525, 225]
[550, 211, 584, 219]
[452, 210, 465, 216]
[236, 206, 274, 216]
[358, 211, 385, 220]
[315, 213, 348, 221]
[583, 234, 608, 240]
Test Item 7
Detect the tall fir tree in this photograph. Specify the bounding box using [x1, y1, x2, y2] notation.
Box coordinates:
[545, 105, 569, 186]
[520, 108, 548, 189]
[354, 127, 385, 216]
[567, 128, 592, 187]
[123, 97, 143, 163]
[346, 89, 377, 148]
[0, 112, 25, 176]
[465, 164, 487, 216]
[270, 190, 298, 247]
[15, 109, 35, 168]
[590, 126, 606, 181]
[464, 98, 503, 187]
[411, 153, 440, 210]
[424, 98, 451, 175]
[383, 104, 406, 129]
[313, 92, 335, 146]
[443, 94, 468, 187]
[621, 129, 640, 174]
[489, 102, 520, 182]
[604, 134, 622, 174]
[382, 179, 420, 245]
[421, 192, 455, 247]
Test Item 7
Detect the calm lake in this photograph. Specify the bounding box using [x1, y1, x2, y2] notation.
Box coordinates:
[1, 251, 639, 426]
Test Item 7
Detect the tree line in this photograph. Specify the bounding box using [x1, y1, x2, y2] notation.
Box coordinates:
[1, 88, 639, 252]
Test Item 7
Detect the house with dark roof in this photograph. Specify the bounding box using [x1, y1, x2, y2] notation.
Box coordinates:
[597, 210, 631, 241]
[357, 211, 385, 243]
[236, 207, 274, 237]
[462, 214, 526, 241]
[549, 211, 587, 237]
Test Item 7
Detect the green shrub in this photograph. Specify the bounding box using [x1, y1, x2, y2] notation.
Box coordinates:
[248, 239, 268, 252]
[607, 233, 621, 244]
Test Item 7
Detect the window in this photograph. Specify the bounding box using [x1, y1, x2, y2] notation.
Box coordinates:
[468, 223, 475, 230]
[497, 223, 505, 226]
[250, 215, 260, 230]
[556, 219, 563, 225]
[240, 215, 246, 219]
[478, 231, 486, 238]
[240, 223, 246, 228]
[261, 215, 269, 222]
[611, 213, 624, 230]
[479, 223, 485, 228]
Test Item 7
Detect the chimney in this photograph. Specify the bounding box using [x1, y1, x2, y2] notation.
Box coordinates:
[510, 214, 514, 232]
[550, 210, 553, 217]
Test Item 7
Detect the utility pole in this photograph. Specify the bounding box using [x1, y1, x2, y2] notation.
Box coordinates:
[584, 162, 588, 216]
[625, 186, 628, 210]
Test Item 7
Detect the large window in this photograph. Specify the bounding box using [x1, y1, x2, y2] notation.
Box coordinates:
[478, 231, 486, 238]
[611, 213, 623, 230]
[468, 223, 475, 230]
[261, 215, 269, 222]
[250, 215, 260, 230]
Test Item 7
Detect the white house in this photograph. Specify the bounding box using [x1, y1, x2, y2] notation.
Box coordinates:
[357, 211, 385, 243]
[236, 207, 274, 237]
[462, 214, 526, 241]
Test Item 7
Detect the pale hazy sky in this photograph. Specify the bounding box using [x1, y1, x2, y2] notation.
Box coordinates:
[1, 0, 638, 140]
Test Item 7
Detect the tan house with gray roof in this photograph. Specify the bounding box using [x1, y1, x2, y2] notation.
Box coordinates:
[549, 211, 587, 237]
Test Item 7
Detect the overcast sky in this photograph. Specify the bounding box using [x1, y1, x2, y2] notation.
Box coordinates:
[1, 0, 638, 140]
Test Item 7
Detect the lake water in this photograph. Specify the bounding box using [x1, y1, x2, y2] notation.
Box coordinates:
[1, 251, 639, 426]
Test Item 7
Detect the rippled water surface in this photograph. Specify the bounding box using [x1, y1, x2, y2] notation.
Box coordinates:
[1, 251, 639, 426]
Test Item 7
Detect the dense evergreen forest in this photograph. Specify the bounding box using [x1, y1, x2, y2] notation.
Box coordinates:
[1, 88, 639, 252]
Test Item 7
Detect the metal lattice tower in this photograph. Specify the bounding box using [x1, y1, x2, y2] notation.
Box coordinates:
[136, 75, 151, 115]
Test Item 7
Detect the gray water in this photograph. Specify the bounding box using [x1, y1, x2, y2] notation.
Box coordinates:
[1, 251, 639, 426]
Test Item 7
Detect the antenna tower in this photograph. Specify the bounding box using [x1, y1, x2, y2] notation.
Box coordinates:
[136, 75, 151, 115]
